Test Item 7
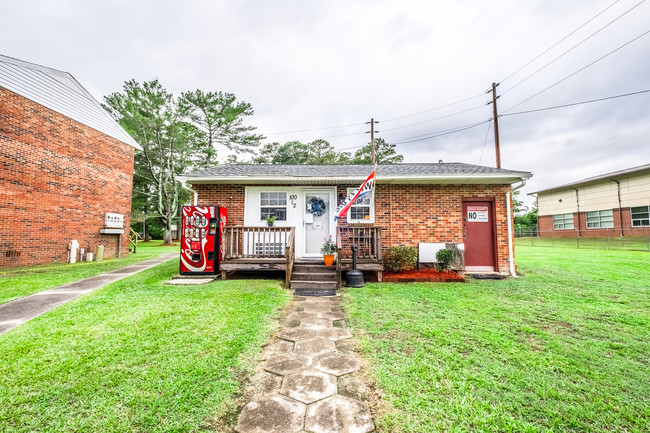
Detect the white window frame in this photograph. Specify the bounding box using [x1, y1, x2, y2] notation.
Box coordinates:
[631, 205, 650, 227]
[552, 213, 574, 230]
[260, 192, 288, 222]
[586, 209, 614, 229]
[346, 187, 374, 224]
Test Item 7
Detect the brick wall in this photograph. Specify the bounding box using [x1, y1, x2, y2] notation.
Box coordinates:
[0, 88, 135, 267]
[193, 182, 514, 273]
[539, 208, 645, 238]
[193, 184, 246, 225]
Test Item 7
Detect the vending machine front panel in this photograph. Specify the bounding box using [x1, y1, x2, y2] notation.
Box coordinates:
[180, 206, 217, 274]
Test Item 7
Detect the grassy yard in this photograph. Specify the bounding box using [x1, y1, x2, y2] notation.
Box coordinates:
[345, 246, 649, 432]
[0, 241, 178, 305]
[0, 259, 291, 432]
[517, 235, 650, 251]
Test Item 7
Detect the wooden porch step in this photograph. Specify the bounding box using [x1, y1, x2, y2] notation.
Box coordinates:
[291, 272, 337, 282]
[292, 264, 336, 274]
[290, 280, 337, 290]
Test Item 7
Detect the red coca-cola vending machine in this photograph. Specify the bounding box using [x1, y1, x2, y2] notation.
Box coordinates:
[180, 206, 227, 275]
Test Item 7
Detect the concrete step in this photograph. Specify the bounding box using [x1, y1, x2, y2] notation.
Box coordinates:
[291, 272, 337, 282]
[290, 280, 337, 290]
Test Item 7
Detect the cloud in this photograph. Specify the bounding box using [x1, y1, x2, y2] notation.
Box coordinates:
[1, 0, 648, 209]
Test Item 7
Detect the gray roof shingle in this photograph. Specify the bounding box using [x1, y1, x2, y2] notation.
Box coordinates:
[180, 163, 532, 185]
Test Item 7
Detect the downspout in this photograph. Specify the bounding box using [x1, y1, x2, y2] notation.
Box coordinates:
[506, 179, 527, 277]
[186, 181, 198, 205]
[177, 177, 198, 205]
[570, 187, 581, 237]
[609, 178, 624, 237]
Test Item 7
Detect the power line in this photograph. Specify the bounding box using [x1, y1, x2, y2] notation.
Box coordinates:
[265, 121, 366, 136]
[263, 92, 486, 136]
[313, 130, 367, 140]
[391, 119, 492, 145]
[503, 29, 650, 113]
[380, 93, 485, 123]
[379, 104, 486, 133]
[501, 89, 650, 117]
[501, 0, 646, 96]
[478, 120, 493, 165]
[500, 0, 624, 84]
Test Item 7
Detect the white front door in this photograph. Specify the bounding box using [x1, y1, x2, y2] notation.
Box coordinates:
[303, 190, 332, 257]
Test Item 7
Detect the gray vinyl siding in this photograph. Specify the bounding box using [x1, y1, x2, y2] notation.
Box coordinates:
[0, 55, 140, 149]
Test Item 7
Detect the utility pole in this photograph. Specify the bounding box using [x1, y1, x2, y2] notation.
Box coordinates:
[488, 82, 501, 168]
[365, 118, 379, 165]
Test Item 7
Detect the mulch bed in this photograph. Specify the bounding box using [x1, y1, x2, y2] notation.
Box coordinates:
[383, 268, 465, 283]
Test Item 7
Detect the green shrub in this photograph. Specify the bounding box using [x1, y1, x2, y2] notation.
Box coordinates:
[384, 246, 418, 272]
[436, 248, 453, 271]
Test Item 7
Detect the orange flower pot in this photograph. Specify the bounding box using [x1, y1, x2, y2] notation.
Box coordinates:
[323, 254, 335, 266]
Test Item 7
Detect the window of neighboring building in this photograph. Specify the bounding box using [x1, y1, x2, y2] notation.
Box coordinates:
[586, 209, 614, 228]
[260, 192, 287, 221]
[553, 213, 574, 230]
[346, 187, 373, 223]
[631, 206, 650, 227]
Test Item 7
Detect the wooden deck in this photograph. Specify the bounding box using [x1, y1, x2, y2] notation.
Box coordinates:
[219, 225, 383, 288]
[220, 226, 295, 286]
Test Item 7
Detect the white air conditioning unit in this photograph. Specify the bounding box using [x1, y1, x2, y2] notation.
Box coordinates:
[419, 242, 465, 269]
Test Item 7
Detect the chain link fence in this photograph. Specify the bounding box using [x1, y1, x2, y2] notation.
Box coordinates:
[514, 226, 650, 251]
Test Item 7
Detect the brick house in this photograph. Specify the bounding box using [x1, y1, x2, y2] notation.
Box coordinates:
[532, 164, 650, 238]
[179, 163, 532, 278]
[0, 55, 141, 267]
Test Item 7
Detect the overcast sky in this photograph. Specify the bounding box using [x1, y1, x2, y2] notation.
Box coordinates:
[1, 0, 649, 207]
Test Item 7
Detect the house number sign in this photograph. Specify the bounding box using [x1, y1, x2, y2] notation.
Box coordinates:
[289, 194, 297, 208]
[467, 206, 489, 222]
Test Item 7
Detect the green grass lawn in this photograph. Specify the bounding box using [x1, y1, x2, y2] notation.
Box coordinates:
[517, 235, 650, 251]
[0, 259, 291, 432]
[345, 246, 649, 432]
[0, 241, 179, 305]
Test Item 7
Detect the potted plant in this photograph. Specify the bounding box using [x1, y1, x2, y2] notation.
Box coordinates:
[266, 215, 277, 227]
[320, 235, 337, 266]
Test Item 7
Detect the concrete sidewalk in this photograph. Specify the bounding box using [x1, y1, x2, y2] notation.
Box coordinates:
[0, 253, 178, 335]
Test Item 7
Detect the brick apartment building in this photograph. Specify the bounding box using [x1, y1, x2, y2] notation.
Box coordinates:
[532, 164, 650, 238]
[178, 164, 532, 275]
[0, 55, 141, 267]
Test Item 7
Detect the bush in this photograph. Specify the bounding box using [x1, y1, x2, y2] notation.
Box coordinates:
[384, 246, 418, 273]
[436, 249, 453, 271]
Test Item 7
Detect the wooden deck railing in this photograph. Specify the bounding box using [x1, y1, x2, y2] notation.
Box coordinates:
[336, 226, 382, 288]
[336, 246, 343, 290]
[223, 226, 295, 259]
[285, 228, 296, 287]
[336, 226, 382, 260]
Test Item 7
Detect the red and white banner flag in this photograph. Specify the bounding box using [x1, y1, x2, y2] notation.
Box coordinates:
[334, 170, 376, 221]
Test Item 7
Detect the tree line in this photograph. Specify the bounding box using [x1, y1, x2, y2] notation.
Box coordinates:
[104, 79, 404, 243]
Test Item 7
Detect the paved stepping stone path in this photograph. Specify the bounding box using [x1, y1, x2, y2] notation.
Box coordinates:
[236, 295, 375, 433]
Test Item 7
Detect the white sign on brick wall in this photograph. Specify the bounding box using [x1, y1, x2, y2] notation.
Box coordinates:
[467, 206, 489, 222]
[105, 213, 124, 228]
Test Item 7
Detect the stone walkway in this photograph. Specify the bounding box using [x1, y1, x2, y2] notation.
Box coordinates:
[236, 295, 375, 433]
[0, 253, 179, 334]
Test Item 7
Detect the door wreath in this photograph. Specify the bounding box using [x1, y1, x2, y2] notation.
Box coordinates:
[308, 197, 326, 216]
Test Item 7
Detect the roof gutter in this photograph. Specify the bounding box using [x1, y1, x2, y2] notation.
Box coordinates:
[506, 179, 527, 277]
[178, 173, 532, 185]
